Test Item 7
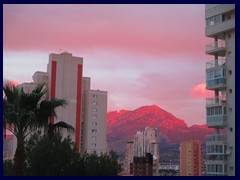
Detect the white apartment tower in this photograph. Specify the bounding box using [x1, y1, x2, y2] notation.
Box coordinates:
[17, 52, 107, 154]
[205, 4, 235, 176]
[124, 127, 160, 176]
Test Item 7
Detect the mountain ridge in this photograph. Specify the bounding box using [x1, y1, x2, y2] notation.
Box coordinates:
[107, 105, 213, 155]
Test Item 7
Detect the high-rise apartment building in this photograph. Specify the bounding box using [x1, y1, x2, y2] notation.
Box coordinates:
[180, 140, 203, 176]
[123, 127, 160, 176]
[16, 52, 107, 155]
[123, 141, 134, 175]
[205, 4, 235, 176]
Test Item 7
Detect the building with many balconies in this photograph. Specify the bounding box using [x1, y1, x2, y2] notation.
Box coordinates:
[205, 4, 235, 176]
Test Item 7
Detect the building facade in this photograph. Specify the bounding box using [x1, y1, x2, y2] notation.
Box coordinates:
[131, 153, 153, 176]
[123, 141, 134, 175]
[180, 140, 203, 176]
[205, 4, 235, 176]
[123, 127, 160, 176]
[17, 52, 108, 154]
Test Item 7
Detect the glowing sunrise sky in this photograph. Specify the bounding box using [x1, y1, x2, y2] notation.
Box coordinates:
[3, 4, 214, 126]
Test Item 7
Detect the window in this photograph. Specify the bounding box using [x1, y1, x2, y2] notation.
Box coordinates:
[229, 127, 233, 132]
[229, 107, 232, 112]
[93, 108, 97, 112]
[224, 107, 226, 115]
[92, 101, 97, 105]
[92, 122, 97, 126]
[206, 14, 222, 26]
[228, 70, 232, 75]
[228, 33, 231, 38]
[229, 89, 232, 93]
[92, 129, 97, 133]
[91, 143, 96, 148]
[93, 94, 98, 98]
[92, 115, 97, 119]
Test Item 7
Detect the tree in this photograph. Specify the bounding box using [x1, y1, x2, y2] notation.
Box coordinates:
[73, 151, 121, 176]
[3, 160, 14, 176]
[25, 132, 121, 176]
[3, 82, 67, 176]
[25, 131, 77, 176]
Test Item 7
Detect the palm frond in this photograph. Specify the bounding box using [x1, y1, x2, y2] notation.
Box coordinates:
[51, 121, 74, 133]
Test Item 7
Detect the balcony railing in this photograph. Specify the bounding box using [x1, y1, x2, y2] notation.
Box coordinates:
[206, 59, 226, 70]
[205, 40, 226, 56]
[206, 40, 225, 51]
[207, 115, 227, 127]
[206, 97, 227, 127]
[206, 79, 226, 90]
[206, 134, 227, 142]
[206, 96, 226, 106]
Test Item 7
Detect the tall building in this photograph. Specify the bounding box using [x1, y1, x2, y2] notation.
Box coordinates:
[123, 127, 160, 176]
[205, 4, 235, 176]
[16, 52, 107, 154]
[180, 140, 203, 176]
[132, 153, 153, 176]
[123, 141, 134, 175]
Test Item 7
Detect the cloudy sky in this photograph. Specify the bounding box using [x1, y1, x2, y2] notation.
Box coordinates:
[3, 4, 213, 126]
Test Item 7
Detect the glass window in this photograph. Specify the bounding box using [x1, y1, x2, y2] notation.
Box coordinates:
[215, 106, 219, 115]
[215, 69, 222, 78]
[219, 106, 222, 114]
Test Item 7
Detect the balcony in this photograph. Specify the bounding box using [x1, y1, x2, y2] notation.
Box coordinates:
[206, 18, 235, 38]
[206, 96, 227, 128]
[206, 134, 228, 176]
[206, 59, 226, 70]
[206, 60, 226, 90]
[206, 134, 227, 153]
[205, 40, 226, 57]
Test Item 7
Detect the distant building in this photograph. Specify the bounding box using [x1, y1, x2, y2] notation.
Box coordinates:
[205, 4, 235, 176]
[123, 127, 160, 176]
[180, 140, 203, 176]
[3, 134, 14, 160]
[16, 52, 107, 155]
[159, 164, 179, 176]
[131, 153, 153, 176]
[123, 141, 134, 175]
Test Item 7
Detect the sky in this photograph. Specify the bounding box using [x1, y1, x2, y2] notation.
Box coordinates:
[3, 4, 214, 126]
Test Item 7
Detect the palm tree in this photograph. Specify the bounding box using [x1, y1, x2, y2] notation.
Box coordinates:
[3, 82, 70, 176]
[47, 121, 74, 139]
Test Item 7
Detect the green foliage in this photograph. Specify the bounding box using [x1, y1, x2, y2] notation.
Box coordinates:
[3, 82, 68, 175]
[25, 132, 77, 176]
[25, 133, 121, 176]
[3, 160, 14, 176]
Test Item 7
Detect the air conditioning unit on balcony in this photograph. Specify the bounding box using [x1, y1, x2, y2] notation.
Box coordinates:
[226, 149, 231, 155]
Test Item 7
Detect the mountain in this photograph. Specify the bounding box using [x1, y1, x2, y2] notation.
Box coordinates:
[107, 105, 214, 155]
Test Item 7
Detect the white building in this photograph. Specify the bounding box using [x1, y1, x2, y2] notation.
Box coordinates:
[205, 4, 235, 176]
[124, 127, 160, 176]
[17, 52, 108, 155]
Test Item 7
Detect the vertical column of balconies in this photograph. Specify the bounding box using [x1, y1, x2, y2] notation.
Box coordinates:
[205, 7, 228, 176]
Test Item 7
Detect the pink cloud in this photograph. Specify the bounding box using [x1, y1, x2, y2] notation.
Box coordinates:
[4, 79, 19, 86]
[3, 4, 206, 59]
[190, 82, 213, 99]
